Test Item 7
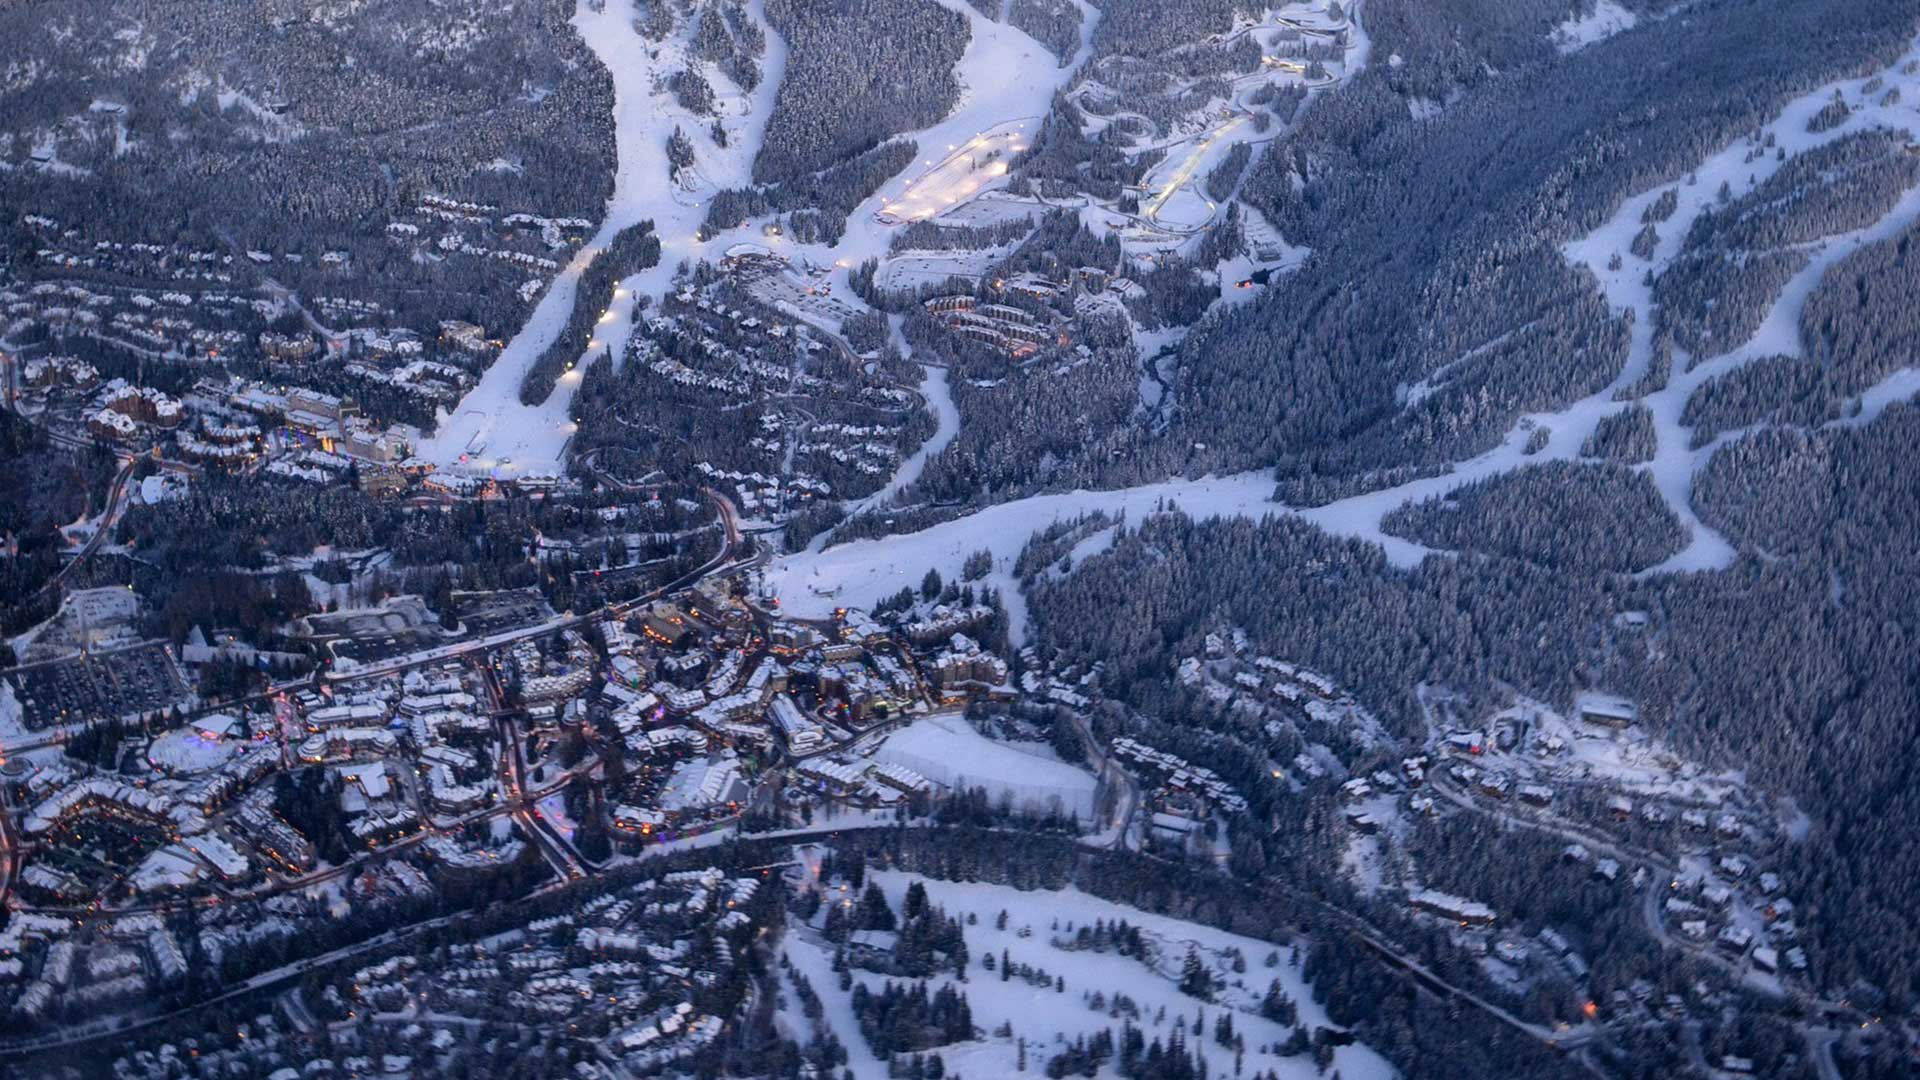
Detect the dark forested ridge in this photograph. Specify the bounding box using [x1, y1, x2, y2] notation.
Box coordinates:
[1653, 129, 1920, 356]
[0, 0, 615, 329]
[1032, 402, 1920, 1004]
[991, 0, 1920, 1040]
[1176, 0, 1920, 485]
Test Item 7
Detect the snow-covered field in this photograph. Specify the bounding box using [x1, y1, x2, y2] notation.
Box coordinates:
[873, 713, 1097, 820]
[0, 681, 26, 742]
[877, 248, 1004, 291]
[535, 790, 577, 841]
[146, 729, 240, 775]
[879, 118, 1035, 224]
[787, 869, 1396, 1080]
[1551, 0, 1639, 54]
[934, 191, 1054, 227]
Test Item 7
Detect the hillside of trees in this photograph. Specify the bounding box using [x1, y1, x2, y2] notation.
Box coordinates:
[1026, 394, 1920, 1004]
[703, 139, 918, 244]
[754, 0, 968, 185]
[1653, 129, 1920, 356]
[0, 0, 615, 325]
[1580, 404, 1658, 462]
[1009, 0, 1083, 63]
[1800, 215, 1920, 401]
[1176, 0, 1917, 488]
[1681, 353, 1828, 446]
[1381, 461, 1689, 574]
[517, 219, 660, 404]
[0, 413, 119, 639]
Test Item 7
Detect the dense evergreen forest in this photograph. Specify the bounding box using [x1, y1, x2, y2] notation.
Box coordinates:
[1030, 406, 1920, 1005]
[0, 0, 616, 329]
[1183, 0, 1916, 485]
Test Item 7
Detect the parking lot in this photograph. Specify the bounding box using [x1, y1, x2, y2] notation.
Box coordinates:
[3, 642, 191, 731]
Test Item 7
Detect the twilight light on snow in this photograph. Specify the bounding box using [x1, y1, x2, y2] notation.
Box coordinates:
[874, 713, 1098, 821]
[11, 0, 1920, 1067]
[767, 33, 1920, 640]
[422, 0, 1097, 475]
[1287, 33, 1920, 576]
[844, 322, 960, 517]
[783, 870, 1398, 1080]
[766, 471, 1279, 640]
[420, 0, 792, 474]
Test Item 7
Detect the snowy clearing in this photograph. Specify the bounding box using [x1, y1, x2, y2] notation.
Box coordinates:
[1551, 0, 1640, 54]
[874, 712, 1098, 821]
[146, 728, 240, 776]
[787, 869, 1396, 1080]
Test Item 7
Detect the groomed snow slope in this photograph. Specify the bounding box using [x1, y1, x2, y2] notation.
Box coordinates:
[1283, 34, 1920, 576]
[766, 471, 1278, 641]
[422, 0, 1096, 475]
[768, 35, 1920, 636]
[419, 0, 791, 475]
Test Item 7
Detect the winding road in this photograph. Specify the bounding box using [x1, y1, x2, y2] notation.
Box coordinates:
[30, 452, 137, 604]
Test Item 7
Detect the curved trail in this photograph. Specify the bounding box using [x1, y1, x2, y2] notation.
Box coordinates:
[1283, 35, 1920, 576]
[768, 35, 1920, 633]
[423, 0, 1096, 476]
[843, 319, 961, 517]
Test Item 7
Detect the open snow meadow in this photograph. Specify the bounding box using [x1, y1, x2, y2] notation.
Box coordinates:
[875, 713, 1098, 821]
[782, 870, 1396, 1080]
